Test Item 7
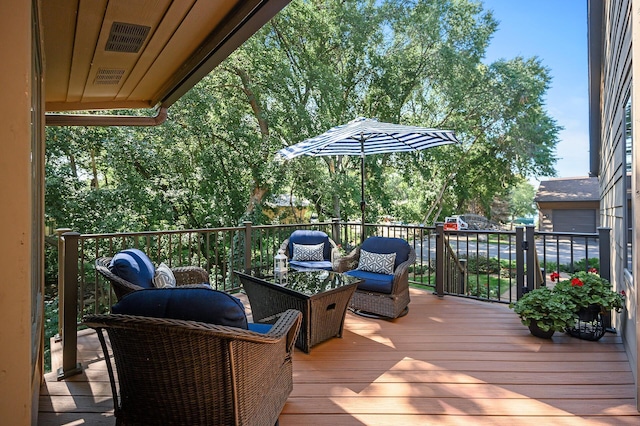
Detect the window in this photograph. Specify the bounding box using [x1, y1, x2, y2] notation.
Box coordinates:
[624, 97, 633, 271]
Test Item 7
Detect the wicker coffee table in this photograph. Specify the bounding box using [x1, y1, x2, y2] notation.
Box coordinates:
[235, 269, 360, 353]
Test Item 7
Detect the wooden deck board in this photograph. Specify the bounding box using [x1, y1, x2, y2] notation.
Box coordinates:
[39, 288, 640, 425]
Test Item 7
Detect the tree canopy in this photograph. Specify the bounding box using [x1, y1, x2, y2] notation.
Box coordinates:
[45, 0, 559, 233]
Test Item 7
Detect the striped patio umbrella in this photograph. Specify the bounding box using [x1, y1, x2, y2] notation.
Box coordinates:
[277, 117, 460, 241]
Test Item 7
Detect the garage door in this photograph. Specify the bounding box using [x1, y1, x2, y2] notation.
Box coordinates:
[552, 209, 596, 233]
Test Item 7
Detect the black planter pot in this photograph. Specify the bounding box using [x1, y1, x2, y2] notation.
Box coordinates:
[528, 321, 555, 339]
[567, 304, 606, 341]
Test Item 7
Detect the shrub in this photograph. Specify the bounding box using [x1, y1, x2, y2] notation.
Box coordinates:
[558, 258, 599, 273]
[462, 255, 501, 274]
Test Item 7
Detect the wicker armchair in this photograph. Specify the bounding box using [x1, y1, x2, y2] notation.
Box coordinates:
[96, 256, 210, 301]
[279, 230, 340, 271]
[335, 236, 416, 319]
[84, 309, 302, 426]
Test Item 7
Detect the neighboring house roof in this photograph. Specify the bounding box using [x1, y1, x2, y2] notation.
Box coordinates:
[534, 177, 600, 203]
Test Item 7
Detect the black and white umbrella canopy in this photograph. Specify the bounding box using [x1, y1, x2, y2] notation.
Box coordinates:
[277, 117, 459, 159]
[276, 117, 459, 241]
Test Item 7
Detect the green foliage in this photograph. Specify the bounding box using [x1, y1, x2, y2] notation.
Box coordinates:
[466, 275, 511, 299]
[44, 298, 59, 373]
[510, 287, 577, 332]
[512, 270, 626, 335]
[507, 178, 537, 220]
[461, 254, 501, 274]
[44, 0, 561, 237]
[410, 263, 434, 275]
[552, 271, 625, 312]
[558, 258, 599, 273]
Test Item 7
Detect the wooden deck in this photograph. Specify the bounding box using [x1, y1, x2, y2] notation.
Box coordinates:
[39, 288, 640, 425]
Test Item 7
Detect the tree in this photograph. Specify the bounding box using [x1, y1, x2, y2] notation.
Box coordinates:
[44, 0, 561, 235]
[507, 178, 537, 220]
[257, 0, 560, 224]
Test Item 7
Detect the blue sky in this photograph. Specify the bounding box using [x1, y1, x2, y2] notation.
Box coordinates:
[480, 0, 589, 184]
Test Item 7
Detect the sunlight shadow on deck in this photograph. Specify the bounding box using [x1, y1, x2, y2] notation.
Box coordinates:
[282, 288, 639, 424]
[41, 288, 640, 425]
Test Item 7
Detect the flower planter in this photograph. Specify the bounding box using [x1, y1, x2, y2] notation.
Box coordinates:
[567, 304, 606, 341]
[528, 321, 555, 339]
[577, 304, 602, 321]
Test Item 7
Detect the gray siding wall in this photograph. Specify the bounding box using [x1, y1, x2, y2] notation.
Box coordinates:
[600, 0, 637, 385]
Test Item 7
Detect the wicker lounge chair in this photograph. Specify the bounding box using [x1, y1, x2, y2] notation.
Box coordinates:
[335, 236, 416, 319]
[84, 309, 302, 426]
[96, 252, 210, 301]
[279, 230, 340, 270]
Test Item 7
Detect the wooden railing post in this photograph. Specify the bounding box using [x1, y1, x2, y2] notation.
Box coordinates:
[57, 231, 82, 380]
[516, 227, 525, 300]
[54, 228, 71, 341]
[435, 223, 444, 297]
[243, 221, 252, 273]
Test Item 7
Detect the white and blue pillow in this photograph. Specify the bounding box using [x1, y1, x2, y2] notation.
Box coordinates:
[109, 248, 156, 288]
[153, 262, 176, 288]
[292, 243, 325, 261]
[357, 249, 396, 275]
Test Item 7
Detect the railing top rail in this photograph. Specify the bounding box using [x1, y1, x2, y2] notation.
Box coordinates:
[78, 226, 246, 239]
[250, 222, 334, 230]
[532, 230, 599, 238]
[445, 229, 515, 235]
[72, 224, 601, 240]
[444, 228, 600, 238]
[250, 222, 438, 232]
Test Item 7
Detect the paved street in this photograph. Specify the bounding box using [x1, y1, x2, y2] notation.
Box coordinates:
[415, 234, 600, 268]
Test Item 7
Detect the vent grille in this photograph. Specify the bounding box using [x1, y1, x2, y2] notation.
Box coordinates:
[105, 22, 150, 53]
[95, 68, 125, 85]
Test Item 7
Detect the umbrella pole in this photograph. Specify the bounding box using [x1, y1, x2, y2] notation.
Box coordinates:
[360, 136, 365, 243]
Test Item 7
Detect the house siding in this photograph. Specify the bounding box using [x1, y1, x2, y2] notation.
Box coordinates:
[598, 0, 637, 400]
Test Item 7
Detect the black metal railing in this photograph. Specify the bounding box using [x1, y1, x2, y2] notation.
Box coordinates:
[53, 221, 609, 379]
[438, 225, 611, 304]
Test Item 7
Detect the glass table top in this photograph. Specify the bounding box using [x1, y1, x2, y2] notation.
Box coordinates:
[243, 268, 360, 296]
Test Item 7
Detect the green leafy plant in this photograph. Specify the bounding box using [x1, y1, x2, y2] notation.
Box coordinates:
[510, 287, 577, 332]
[551, 270, 625, 313]
[557, 258, 599, 273]
[461, 255, 501, 274]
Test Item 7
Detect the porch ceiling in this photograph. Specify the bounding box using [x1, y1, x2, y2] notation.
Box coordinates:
[41, 0, 289, 113]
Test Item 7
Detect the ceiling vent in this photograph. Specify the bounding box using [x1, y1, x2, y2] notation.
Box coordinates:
[105, 22, 150, 53]
[94, 68, 125, 85]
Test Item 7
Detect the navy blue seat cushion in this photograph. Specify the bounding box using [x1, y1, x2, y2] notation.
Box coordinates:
[360, 237, 410, 269]
[290, 260, 334, 271]
[248, 322, 273, 333]
[109, 248, 156, 289]
[345, 269, 394, 294]
[112, 287, 249, 329]
[288, 230, 332, 261]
